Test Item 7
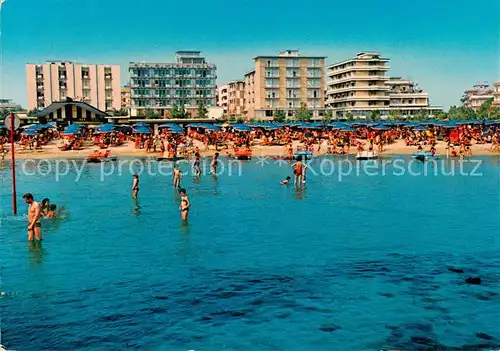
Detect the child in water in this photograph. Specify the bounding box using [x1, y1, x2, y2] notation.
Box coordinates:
[281, 176, 291, 185]
[44, 204, 57, 219]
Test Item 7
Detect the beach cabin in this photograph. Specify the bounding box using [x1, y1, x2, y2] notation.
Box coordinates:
[37, 98, 108, 126]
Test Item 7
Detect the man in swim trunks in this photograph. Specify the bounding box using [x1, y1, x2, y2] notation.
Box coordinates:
[23, 193, 42, 241]
[211, 152, 219, 175]
[179, 188, 190, 221]
[291, 157, 304, 185]
[132, 174, 139, 199]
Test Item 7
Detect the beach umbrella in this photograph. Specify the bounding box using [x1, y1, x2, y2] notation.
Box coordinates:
[135, 122, 148, 128]
[231, 123, 252, 132]
[339, 126, 355, 132]
[98, 123, 116, 132]
[158, 123, 180, 129]
[22, 130, 39, 136]
[134, 127, 151, 134]
[413, 126, 428, 131]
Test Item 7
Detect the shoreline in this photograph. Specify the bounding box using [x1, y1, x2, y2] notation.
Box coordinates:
[3, 140, 499, 160]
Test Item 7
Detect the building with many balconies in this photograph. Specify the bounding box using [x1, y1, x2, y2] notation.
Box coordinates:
[227, 80, 245, 117]
[244, 50, 326, 119]
[26, 61, 121, 112]
[129, 51, 217, 118]
[462, 83, 493, 111]
[386, 77, 442, 116]
[216, 84, 229, 115]
[326, 52, 390, 118]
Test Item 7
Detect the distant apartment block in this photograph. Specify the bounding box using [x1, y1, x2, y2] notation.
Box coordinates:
[386, 77, 442, 116]
[326, 52, 390, 117]
[491, 81, 500, 107]
[26, 61, 121, 111]
[227, 80, 245, 117]
[0, 98, 22, 111]
[462, 83, 493, 111]
[129, 51, 217, 118]
[326, 52, 442, 117]
[217, 84, 229, 115]
[121, 86, 131, 109]
[244, 50, 326, 119]
[244, 70, 256, 117]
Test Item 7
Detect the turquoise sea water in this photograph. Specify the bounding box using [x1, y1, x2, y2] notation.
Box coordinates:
[1, 156, 500, 351]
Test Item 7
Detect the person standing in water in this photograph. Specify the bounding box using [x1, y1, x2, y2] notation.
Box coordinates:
[23, 193, 42, 241]
[291, 157, 304, 185]
[132, 174, 139, 199]
[210, 152, 219, 175]
[179, 188, 190, 221]
[173, 165, 182, 188]
[193, 152, 201, 177]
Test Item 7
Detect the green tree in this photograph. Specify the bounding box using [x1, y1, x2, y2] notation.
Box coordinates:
[477, 98, 493, 120]
[295, 103, 312, 122]
[435, 111, 448, 120]
[236, 116, 244, 123]
[369, 110, 380, 121]
[322, 110, 333, 124]
[388, 109, 402, 120]
[273, 109, 286, 123]
[414, 109, 429, 120]
[196, 100, 208, 119]
[345, 111, 354, 121]
[113, 109, 129, 116]
[144, 108, 160, 119]
[172, 102, 187, 119]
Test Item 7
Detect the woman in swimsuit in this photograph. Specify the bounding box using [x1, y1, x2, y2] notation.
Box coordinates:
[179, 188, 190, 221]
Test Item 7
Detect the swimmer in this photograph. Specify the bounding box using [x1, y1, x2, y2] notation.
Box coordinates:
[132, 174, 139, 199]
[179, 188, 190, 221]
[193, 152, 201, 176]
[210, 152, 219, 174]
[281, 176, 291, 185]
[23, 193, 42, 241]
[44, 204, 57, 219]
[40, 198, 50, 216]
[173, 165, 182, 188]
[291, 157, 304, 185]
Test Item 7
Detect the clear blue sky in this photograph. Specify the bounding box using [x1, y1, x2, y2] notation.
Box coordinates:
[1, 0, 498, 109]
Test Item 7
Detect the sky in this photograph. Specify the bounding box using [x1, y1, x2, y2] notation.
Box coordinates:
[0, 0, 499, 110]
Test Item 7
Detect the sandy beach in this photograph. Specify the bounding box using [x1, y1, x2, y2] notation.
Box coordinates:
[4, 139, 499, 160]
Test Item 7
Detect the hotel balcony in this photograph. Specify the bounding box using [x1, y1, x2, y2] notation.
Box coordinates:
[328, 76, 389, 84]
[327, 86, 390, 94]
[328, 65, 390, 75]
[328, 96, 389, 103]
[389, 92, 429, 99]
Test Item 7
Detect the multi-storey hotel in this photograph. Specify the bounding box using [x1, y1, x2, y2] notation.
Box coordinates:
[121, 86, 131, 109]
[326, 52, 442, 117]
[216, 84, 229, 115]
[26, 61, 121, 111]
[493, 82, 500, 107]
[129, 51, 217, 118]
[326, 52, 390, 117]
[227, 80, 245, 117]
[462, 83, 493, 111]
[386, 77, 442, 116]
[244, 50, 326, 119]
